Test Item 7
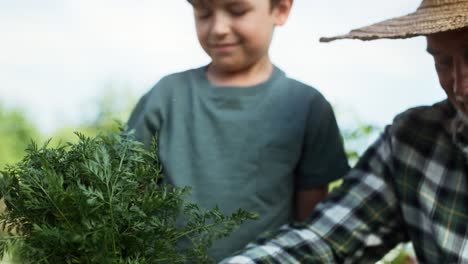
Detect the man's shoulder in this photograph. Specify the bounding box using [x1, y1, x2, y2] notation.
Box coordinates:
[391, 99, 454, 136]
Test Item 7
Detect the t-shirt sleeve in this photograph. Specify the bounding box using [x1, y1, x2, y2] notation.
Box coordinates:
[126, 87, 161, 148]
[295, 96, 349, 189]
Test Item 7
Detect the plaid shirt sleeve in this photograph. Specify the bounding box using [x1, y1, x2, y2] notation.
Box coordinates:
[221, 126, 409, 264]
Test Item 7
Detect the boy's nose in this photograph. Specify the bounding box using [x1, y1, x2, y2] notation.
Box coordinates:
[453, 60, 468, 100]
[211, 13, 230, 36]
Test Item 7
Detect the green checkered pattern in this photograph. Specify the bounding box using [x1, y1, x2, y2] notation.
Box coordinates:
[222, 100, 468, 264]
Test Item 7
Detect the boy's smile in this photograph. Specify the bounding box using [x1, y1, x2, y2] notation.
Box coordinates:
[190, 0, 292, 84]
[210, 42, 240, 53]
[208, 41, 240, 55]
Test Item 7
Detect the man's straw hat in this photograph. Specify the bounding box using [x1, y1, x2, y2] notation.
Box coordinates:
[320, 0, 468, 42]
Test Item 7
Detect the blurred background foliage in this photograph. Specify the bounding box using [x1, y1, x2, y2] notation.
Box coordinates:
[47, 87, 135, 146]
[0, 104, 39, 169]
[0, 87, 136, 170]
[0, 90, 415, 264]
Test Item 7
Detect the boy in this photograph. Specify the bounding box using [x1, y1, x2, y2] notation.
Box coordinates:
[127, 0, 349, 260]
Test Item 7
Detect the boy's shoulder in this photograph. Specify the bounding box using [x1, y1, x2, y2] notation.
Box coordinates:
[156, 67, 202, 87]
[275, 68, 329, 104]
[146, 67, 203, 95]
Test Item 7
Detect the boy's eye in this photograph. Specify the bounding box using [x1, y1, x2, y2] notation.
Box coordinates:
[199, 12, 212, 19]
[195, 8, 212, 19]
[229, 7, 248, 16]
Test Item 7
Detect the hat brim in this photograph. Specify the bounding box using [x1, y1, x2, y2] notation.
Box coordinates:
[320, 2, 468, 42]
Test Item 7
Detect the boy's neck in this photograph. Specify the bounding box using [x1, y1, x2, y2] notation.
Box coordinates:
[206, 57, 274, 87]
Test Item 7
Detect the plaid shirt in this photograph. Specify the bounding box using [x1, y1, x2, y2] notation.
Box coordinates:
[222, 100, 468, 264]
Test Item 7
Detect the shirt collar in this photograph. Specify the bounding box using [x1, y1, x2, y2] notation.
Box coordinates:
[450, 106, 468, 157]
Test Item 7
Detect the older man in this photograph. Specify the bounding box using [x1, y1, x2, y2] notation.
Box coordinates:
[222, 0, 468, 263]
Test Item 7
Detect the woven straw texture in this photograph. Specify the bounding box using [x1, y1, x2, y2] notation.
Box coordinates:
[320, 0, 468, 42]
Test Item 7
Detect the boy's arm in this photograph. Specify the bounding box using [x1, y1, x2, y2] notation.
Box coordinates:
[294, 186, 328, 222]
[294, 96, 349, 219]
[126, 89, 161, 148]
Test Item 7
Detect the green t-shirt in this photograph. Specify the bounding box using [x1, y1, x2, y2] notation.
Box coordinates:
[127, 65, 349, 260]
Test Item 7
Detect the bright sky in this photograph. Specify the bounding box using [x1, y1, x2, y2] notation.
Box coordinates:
[0, 0, 446, 134]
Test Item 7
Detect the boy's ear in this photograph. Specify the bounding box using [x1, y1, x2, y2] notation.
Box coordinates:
[273, 0, 293, 26]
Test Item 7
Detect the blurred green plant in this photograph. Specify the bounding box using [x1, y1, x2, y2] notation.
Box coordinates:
[49, 86, 136, 145]
[0, 105, 40, 169]
[0, 130, 256, 263]
[341, 124, 380, 166]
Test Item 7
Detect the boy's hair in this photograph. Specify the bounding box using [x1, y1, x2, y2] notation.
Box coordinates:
[188, 0, 281, 10]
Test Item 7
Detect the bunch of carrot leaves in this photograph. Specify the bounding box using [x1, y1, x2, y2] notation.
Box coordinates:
[0, 130, 255, 263]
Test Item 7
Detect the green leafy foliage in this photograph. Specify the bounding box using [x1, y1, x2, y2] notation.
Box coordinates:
[48, 86, 135, 146]
[341, 124, 379, 166]
[0, 105, 40, 169]
[0, 130, 256, 263]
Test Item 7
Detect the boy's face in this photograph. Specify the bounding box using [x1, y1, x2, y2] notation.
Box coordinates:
[191, 0, 290, 73]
